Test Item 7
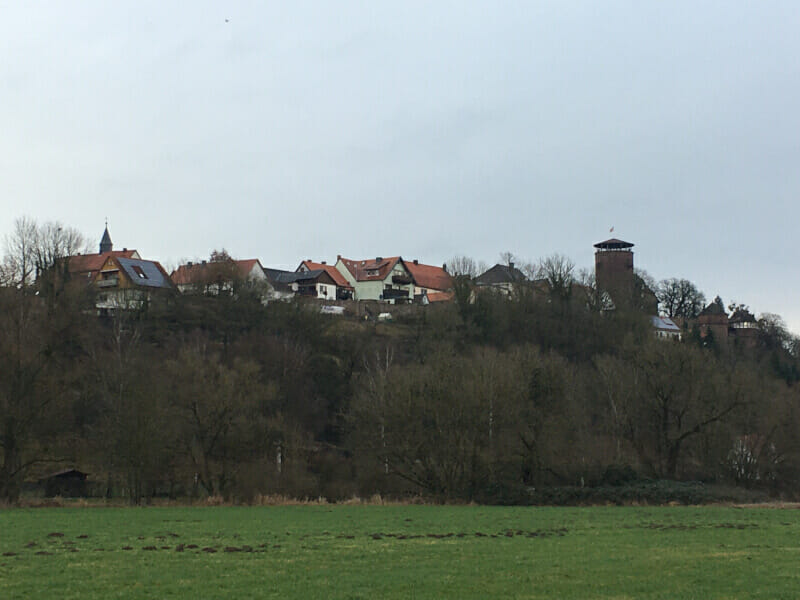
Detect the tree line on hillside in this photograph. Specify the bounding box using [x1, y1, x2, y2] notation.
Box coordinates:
[1, 219, 800, 504]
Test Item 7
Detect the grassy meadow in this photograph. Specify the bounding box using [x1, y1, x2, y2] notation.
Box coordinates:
[1, 504, 798, 599]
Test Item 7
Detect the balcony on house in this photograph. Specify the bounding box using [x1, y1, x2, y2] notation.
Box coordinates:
[96, 271, 119, 287]
[392, 274, 412, 285]
[382, 287, 410, 300]
[295, 285, 318, 297]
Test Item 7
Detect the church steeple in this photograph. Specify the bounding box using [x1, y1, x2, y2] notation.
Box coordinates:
[99, 221, 113, 254]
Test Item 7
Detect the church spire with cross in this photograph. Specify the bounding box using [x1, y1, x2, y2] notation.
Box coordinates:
[99, 219, 112, 254]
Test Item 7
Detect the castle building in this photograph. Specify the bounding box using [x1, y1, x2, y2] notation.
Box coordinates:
[697, 298, 729, 343]
[593, 237, 657, 313]
[594, 238, 635, 308]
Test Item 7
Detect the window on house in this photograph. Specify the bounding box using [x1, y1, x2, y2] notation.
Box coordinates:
[132, 265, 147, 279]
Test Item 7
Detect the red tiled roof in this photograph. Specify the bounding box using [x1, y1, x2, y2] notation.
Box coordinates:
[405, 261, 452, 292]
[171, 263, 200, 286]
[171, 259, 262, 286]
[425, 290, 454, 303]
[235, 259, 264, 279]
[67, 250, 138, 274]
[338, 256, 403, 282]
[66, 250, 138, 283]
[299, 261, 353, 288]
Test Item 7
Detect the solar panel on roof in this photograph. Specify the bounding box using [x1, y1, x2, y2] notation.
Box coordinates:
[117, 258, 172, 289]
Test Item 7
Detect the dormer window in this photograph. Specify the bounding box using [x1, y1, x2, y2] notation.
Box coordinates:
[132, 265, 147, 279]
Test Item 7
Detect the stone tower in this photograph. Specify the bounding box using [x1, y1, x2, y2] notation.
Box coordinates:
[594, 238, 635, 305]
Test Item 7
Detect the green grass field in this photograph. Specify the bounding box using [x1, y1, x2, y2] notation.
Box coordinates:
[1, 504, 798, 599]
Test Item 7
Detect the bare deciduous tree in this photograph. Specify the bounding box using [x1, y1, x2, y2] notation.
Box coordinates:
[2, 217, 86, 290]
[2, 216, 38, 288]
[536, 254, 575, 301]
[167, 340, 271, 497]
[499, 251, 516, 267]
[656, 278, 706, 319]
[93, 311, 174, 504]
[595, 342, 745, 478]
[446, 256, 479, 279]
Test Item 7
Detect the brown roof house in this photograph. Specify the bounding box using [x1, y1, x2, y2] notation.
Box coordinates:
[404, 259, 454, 303]
[66, 226, 140, 285]
[171, 257, 272, 300]
[334, 256, 415, 303]
[93, 254, 175, 312]
[297, 260, 354, 300]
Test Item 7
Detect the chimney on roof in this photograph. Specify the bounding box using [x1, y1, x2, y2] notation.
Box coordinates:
[202, 260, 207, 265]
[321, 261, 326, 265]
[188, 261, 193, 267]
[413, 259, 418, 265]
[376, 257, 382, 262]
[337, 254, 341, 260]
[509, 262, 515, 270]
[442, 263, 447, 272]
[123, 247, 127, 252]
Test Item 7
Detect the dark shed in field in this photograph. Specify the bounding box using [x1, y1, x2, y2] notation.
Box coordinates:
[40, 469, 88, 497]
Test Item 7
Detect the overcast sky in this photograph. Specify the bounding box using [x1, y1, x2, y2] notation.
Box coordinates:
[2, 1, 799, 330]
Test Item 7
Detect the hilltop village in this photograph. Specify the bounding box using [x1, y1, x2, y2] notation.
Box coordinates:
[70, 225, 764, 347]
[2, 219, 798, 505]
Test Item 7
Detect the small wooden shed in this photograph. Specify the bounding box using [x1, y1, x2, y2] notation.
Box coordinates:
[40, 469, 88, 497]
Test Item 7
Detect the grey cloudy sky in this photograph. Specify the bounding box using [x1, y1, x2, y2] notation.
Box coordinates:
[2, 1, 799, 330]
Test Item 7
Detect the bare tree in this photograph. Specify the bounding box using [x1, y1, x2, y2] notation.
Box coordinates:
[93, 310, 175, 503]
[656, 278, 706, 319]
[33, 221, 86, 275]
[360, 345, 395, 474]
[166, 340, 271, 497]
[348, 346, 569, 498]
[201, 249, 242, 296]
[2, 216, 38, 288]
[519, 261, 538, 280]
[757, 313, 791, 351]
[2, 217, 86, 290]
[595, 342, 745, 478]
[446, 256, 479, 279]
[575, 268, 613, 312]
[0, 273, 91, 501]
[499, 251, 516, 267]
[536, 254, 575, 301]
